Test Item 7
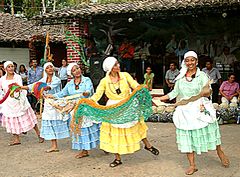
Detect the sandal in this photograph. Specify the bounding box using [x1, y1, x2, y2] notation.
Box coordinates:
[144, 146, 159, 155]
[8, 142, 21, 146]
[109, 159, 122, 168]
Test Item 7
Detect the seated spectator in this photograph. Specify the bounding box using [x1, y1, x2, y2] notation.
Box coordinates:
[215, 46, 237, 67]
[202, 59, 222, 103]
[163, 62, 179, 94]
[219, 73, 239, 104]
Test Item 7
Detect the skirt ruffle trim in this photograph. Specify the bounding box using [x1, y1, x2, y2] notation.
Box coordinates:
[1, 108, 37, 134]
[100, 121, 148, 155]
[72, 124, 100, 150]
[176, 121, 221, 155]
[40, 120, 70, 140]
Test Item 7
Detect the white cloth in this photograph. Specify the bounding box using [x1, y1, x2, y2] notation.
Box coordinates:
[102, 57, 117, 72]
[4, 61, 13, 69]
[67, 63, 78, 77]
[221, 96, 238, 104]
[173, 97, 217, 130]
[0, 74, 30, 117]
[106, 99, 138, 128]
[175, 51, 198, 81]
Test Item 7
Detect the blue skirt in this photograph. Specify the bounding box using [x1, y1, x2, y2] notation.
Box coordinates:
[40, 120, 70, 140]
[72, 123, 100, 150]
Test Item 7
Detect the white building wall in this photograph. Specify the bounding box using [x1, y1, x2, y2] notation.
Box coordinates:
[0, 48, 29, 68]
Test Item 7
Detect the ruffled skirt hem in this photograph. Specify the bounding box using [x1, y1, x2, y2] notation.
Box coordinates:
[1, 108, 37, 134]
[176, 121, 221, 155]
[72, 123, 100, 150]
[100, 121, 148, 155]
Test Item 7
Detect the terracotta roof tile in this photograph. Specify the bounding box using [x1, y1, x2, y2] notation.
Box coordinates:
[0, 13, 65, 42]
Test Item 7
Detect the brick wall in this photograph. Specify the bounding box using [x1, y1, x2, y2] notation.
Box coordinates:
[66, 18, 86, 63]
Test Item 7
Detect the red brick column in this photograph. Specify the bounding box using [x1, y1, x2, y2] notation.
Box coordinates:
[66, 18, 86, 63]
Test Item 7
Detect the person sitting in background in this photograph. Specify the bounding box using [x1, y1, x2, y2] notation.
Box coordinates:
[202, 59, 222, 103]
[219, 73, 239, 104]
[143, 66, 154, 91]
[164, 62, 179, 94]
[19, 64, 28, 86]
[216, 46, 237, 67]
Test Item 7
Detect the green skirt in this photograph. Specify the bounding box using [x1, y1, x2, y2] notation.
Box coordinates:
[176, 121, 221, 155]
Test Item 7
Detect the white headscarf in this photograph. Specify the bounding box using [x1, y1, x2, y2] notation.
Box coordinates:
[67, 63, 78, 77]
[43, 62, 54, 78]
[102, 57, 117, 72]
[3, 61, 14, 69]
[175, 51, 198, 81]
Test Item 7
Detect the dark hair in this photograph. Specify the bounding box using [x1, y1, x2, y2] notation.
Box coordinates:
[170, 62, 177, 66]
[0, 68, 5, 75]
[228, 73, 236, 78]
[145, 66, 152, 70]
[19, 64, 27, 73]
[223, 46, 230, 51]
[205, 59, 213, 64]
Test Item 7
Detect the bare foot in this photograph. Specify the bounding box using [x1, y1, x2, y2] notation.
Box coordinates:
[185, 166, 198, 175]
[218, 150, 230, 168]
[45, 148, 59, 153]
[38, 136, 44, 143]
[75, 151, 89, 159]
[8, 141, 21, 146]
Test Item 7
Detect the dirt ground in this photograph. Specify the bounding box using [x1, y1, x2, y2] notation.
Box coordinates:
[0, 121, 239, 177]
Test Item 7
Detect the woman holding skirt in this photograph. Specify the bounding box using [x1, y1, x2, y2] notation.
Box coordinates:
[160, 51, 230, 175]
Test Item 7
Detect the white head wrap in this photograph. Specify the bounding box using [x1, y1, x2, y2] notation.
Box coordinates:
[43, 62, 54, 78]
[175, 51, 198, 81]
[67, 63, 78, 77]
[102, 57, 117, 72]
[4, 61, 14, 69]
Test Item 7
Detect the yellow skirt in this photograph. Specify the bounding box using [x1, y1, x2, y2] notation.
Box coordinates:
[100, 121, 148, 155]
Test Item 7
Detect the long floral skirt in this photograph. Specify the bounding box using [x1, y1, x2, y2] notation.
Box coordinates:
[100, 121, 148, 155]
[176, 121, 221, 155]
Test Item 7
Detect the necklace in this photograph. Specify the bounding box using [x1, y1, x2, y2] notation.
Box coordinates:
[74, 79, 81, 90]
[109, 80, 121, 95]
[185, 73, 196, 82]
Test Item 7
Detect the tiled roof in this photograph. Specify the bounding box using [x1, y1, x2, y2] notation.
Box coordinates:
[0, 13, 66, 42]
[33, 0, 240, 20]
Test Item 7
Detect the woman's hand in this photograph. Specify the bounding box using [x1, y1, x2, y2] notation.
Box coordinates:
[44, 94, 54, 99]
[83, 92, 90, 97]
[20, 86, 29, 90]
[159, 95, 169, 102]
[44, 86, 51, 91]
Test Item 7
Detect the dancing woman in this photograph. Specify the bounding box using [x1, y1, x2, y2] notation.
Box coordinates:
[22, 62, 70, 152]
[48, 63, 100, 158]
[0, 61, 43, 146]
[160, 51, 229, 175]
[90, 57, 159, 167]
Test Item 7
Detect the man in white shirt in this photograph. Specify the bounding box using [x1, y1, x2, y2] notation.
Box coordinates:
[164, 62, 179, 94]
[216, 46, 237, 66]
[202, 59, 222, 103]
